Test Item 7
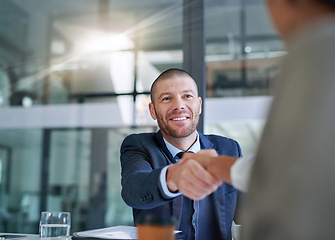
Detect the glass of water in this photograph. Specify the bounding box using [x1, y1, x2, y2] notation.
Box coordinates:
[39, 212, 71, 239]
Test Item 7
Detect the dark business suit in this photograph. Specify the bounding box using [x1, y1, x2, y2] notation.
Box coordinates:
[120, 130, 242, 239]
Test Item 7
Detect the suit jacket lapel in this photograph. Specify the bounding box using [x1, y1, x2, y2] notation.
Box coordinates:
[155, 130, 176, 164]
[199, 132, 214, 149]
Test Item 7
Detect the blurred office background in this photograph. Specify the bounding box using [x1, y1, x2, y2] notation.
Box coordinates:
[0, 0, 283, 234]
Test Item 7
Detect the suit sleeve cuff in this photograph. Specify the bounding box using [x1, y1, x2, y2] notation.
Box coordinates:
[159, 165, 181, 199]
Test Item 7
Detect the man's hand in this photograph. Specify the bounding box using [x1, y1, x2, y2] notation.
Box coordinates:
[166, 159, 222, 200]
[182, 150, 238, 185]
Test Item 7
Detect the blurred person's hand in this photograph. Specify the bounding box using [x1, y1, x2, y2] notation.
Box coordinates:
[182, 150, 237, 185]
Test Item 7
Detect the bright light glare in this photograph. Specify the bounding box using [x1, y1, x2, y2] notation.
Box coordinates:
[245, 46, 252, 53]
[75, 32, 134, 54]
[22, 96, 33, 108]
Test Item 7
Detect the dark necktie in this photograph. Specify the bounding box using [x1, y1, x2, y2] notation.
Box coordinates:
[176, 151, 194, 159]
[176, 151, 185, 159]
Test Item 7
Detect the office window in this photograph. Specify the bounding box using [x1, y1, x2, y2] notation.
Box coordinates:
[205, 0, 284, 98]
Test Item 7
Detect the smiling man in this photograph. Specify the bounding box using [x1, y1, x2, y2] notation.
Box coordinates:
[120, 68, 242, 240]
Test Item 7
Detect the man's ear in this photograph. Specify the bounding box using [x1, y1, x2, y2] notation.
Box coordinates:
[198, 97, 202, 115]
[149, 102, 157, 120]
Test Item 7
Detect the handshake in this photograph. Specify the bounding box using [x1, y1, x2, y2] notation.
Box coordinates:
[166, 149, 238, 200]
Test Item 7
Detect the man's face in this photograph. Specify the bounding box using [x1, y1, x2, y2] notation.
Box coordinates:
[149, 75, 202, 139]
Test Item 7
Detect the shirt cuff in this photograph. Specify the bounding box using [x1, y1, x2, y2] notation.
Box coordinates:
[159, 165, 181, 199]
[231, 154, 255, 192]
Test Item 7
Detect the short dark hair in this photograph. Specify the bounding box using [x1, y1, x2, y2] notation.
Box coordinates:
[314, 0, 335, 8]
[150, 68, 197, 103]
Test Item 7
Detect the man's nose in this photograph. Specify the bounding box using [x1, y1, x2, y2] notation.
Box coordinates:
[172, 97, 185, 110]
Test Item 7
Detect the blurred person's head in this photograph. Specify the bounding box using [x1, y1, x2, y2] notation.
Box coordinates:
[149, 68, 202, 142]
[266, 0, 335, 42]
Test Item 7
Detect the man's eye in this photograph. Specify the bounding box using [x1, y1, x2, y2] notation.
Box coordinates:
[185, 94, 193, 98]
[162, 97, 171, 101]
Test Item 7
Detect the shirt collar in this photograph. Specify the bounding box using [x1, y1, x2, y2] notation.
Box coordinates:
[163, 132, 201, 159]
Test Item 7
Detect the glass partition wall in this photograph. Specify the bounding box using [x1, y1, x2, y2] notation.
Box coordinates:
[0, 0, 282, 234]
[0, 127, 152, 233]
